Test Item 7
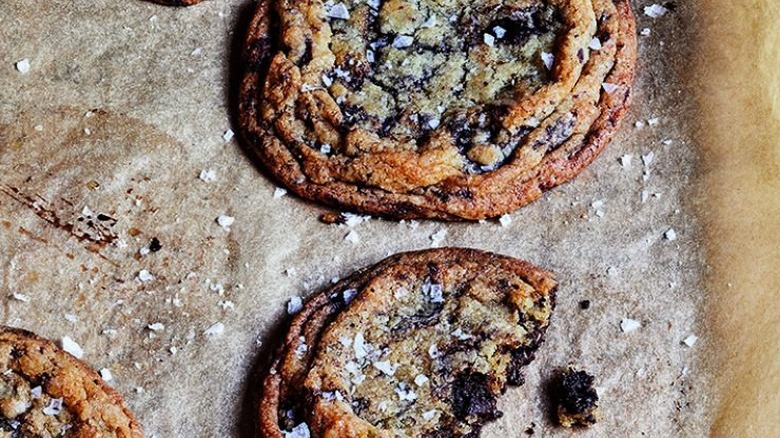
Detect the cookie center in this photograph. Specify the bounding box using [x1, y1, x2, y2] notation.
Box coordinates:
[325, 0, 563, 168]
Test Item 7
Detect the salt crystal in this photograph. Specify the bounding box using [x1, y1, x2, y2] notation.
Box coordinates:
[217, 215, 235, 232]
[664, 228, 677, 241]
[353, 332, 370, 359]
[100, 368, 113, 382]
[392, 35, 414, 49]
[493, 26, 506, 38]
[588, 37, 602, 50]
[414, 374, 429, 386]
[499, 214, 512, 227]
[204, 322, 225, 336]
[287, 296, 303, 314]
[682, 334, 698, 347]
[640, 28, 652, 36]
[620, 155, 632, 168]
[326, 2, 351, 20]
[620, 318, 641, 332]
[345, 230, 360, 244]
[222, 129, 235, 142]
[199, 169, 217, 182]
[15, 59, 30, 74]
[273, 187, 288, 199]
[61, 336, 84, 358]
[422, 410, 437, 421]
[42, 398, 63, 416]
[372, 360, 397, 376]
[430, 228, 447, 247]
[148, 322, 165, 332]
[283, 423, 311, 438]
[644, 4, 668, 18]
[642, 151, 655, 167]
[11, 293, 29, 302]
[30, 386, 42, 398]
[427, 118, 440, 129]
[541, 51, 555, 70]
[421, 14, 437, 28]
[602, 82, 619, 93]
[138, 270, 155, 283]
[483, 33, 495, 47]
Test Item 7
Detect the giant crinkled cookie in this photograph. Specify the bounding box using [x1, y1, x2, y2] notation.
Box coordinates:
[0, 327, 143, 437]
[239, 0, 636, 220]
[258, 248, 557, 437]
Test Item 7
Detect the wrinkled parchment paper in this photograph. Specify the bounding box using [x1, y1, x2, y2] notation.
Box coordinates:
[0, 0, 776, 436]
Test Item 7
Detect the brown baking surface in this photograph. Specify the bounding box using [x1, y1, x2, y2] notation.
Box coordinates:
[0, 0, 775, 436]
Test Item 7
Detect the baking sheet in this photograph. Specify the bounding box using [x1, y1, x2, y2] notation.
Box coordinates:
[0, 0, 776, 436]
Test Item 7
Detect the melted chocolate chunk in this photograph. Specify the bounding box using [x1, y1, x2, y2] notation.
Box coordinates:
[452, 372, 501, 423]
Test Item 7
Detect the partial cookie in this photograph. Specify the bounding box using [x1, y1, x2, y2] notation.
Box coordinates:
[0, 327, 143, 437]
[258, 248, 557, 437]
[239, 0, 637, 220]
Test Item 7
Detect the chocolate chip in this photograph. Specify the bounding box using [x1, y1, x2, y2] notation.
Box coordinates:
[149, 237, 162, 252]
[452, 372, 502, 422]
[579, 300, 591, 310]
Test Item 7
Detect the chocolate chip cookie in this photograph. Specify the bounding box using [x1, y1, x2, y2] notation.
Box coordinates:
[239, 0, 636, 220]
[0, 327, 143, 437]
[258, 248, 557, 437]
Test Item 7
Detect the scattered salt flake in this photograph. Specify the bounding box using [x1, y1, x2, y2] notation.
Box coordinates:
[640, 28, 651, 36]
[43, 398, 64, 416]
[422, 410, 437, 421]
[394, 287, 409, 299]
[428, 344, 440, 359]
[60, 336, 84, 359]
[343, 289, 357, 304]
[493, 26, 506, 38]
[294, 338, 308, 358]
[499, 214, 512, 227]
[641, 190, 650, 203]
[222, 129, 235, 142]
[320, 143, 332, 154]
[321, 74, 333, 87]
[15, 59, 31, 74]
[588, 37, 602, 50]
[541, 51, 555, 70]
[414, 374, 429, 386]
[620, 318, 641, 333]
[345, 230, 360, 244]
[217, 214, 235, 232]
[595, 210, 605, 218]
[620, 154, 632, 168]
[635, 120, 646, 128]
[283, 423, 311, 438]
[219, 300, 235, 310]
[11, 293, 30, 302]
[148, 322, 165, 332]
[199, 169, 217, 182]
[34, 124, 44, 132]
[322, 391, 344, 402]
[339, 336, 352, 347]
[483, 33, 495, 47]
[423, 281, 444, 303]
[664, 228, 677, 241]
[30, 386, 42, 398]
[64, 314, 78, 323]
[421, 14, 437, 28]
[395, 383, 417, 402]
[204, 322, 225, 337]
[372, 361, 397, 376]
[100, 368, 113, 382]
[342, 212, 370, 227]
[191, 47, 202, 56]
[273, 187, 288, 199]
[353, 332, 370, 359]
[602, 82, 619, 93]
[300, 83, 320, 92]
[662, 139, 673, 146]
[138, 270, 155, 283]
[647, 117, 660, 126]
[451, 328, 472, 340]
[607, 266, 619, 277]
[287, 296, 304, 315]
[427, 118, 440, 129]
[392, 35, 414, 49]
[644, 4, 668, 18]
[642, 151, 655, 166]
[325, 2, 350, 20]
[591, 199, 605, 210]
[683, 334, 698, 347]
[429, 228, 447, 247]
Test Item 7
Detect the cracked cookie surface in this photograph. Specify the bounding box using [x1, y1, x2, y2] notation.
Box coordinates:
[257, 248, 557, 437]
[0, 327, 142, 438]
[239, 0, 636, 220]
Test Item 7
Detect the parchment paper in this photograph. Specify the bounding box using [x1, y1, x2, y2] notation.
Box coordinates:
[0, 0, 776, 436]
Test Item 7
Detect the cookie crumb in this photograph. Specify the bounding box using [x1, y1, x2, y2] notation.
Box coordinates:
[555, 366, 601, 428]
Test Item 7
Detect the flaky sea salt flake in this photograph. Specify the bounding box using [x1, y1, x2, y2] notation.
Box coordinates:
[683, 334, 698, 347]
[621, 318, 641, 332]
[204, 322, 225, 336]
[15, 59, 30, 74]
[326, 2, 351, 20]
[61, 337, 84, 358]
[644, 4, 668, 18]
